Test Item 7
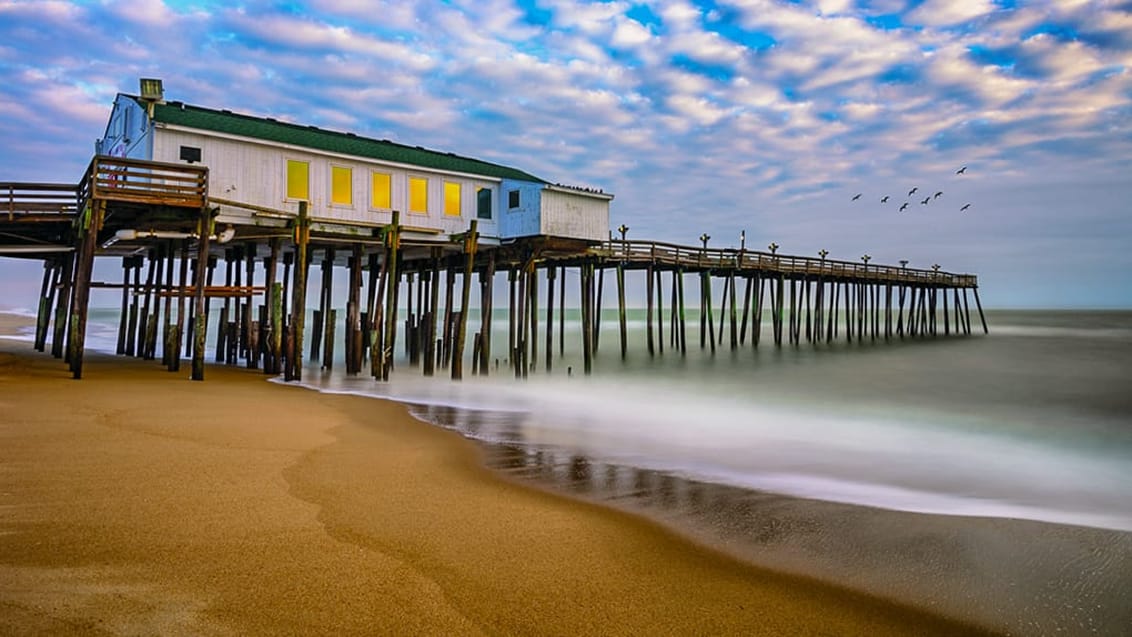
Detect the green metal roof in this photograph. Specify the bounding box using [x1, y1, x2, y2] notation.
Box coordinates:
[141, 97, 546, 183]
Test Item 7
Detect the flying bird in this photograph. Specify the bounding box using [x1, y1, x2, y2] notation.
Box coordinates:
[899, 202, 909, 212]
[921, 197, 930, 205]
[956, 166, 967, 174]
[908, 187, 918, 196]
[960, 203, 971, 211]
[934, 191, 943, 199]
[881, 195, 889, 203]
[852, 193, 862, 201]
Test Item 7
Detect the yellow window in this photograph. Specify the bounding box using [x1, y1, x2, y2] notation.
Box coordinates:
[444, 182, 461, 217]
[371, 172, 391, 209]
[331, 166, 352, 205]
[286, 160, 309, 200]
[409, 177, 428, 213]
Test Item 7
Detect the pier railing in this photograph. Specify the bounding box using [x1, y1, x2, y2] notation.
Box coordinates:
[79, 155, 208, 209]
[0, 182, 79, 220]
[595, 239, 978, 288]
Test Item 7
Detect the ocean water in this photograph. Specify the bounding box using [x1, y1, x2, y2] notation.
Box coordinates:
[9, 304, 1132, 633]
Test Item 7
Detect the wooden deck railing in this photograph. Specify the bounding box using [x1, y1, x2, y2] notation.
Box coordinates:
[0, 182, 79, 220]
[79, 155, 208, 209]
[593, 239, 978, 288]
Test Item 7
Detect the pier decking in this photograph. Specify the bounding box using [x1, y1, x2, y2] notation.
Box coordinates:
[1, 156, 986, 381]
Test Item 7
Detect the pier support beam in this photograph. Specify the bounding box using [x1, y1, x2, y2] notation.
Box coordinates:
[69, 200, 104, 379]
[190, 206, 214, 380]
[451, 221, 477, 380]
[289, 201, 310, 381]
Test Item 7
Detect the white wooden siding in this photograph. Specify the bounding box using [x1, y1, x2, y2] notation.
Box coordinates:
[150, 127, 501, 237]
[540, 189, 610, 242]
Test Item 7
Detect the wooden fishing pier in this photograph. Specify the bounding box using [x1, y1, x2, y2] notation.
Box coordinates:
[1, 155, 986, 383]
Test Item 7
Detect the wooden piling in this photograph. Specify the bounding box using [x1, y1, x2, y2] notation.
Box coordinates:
[190, 206, 213, 381]
[451, 220, 478, 380]
[727, 271, 737, 349]
[676, 268, 687, 355]
[381, 213, 400, 380]
[242, 244, 255, 367]
[289, 201, 310, 380]
[655, 267, 664, 355]
[68, 200, 103, 379]
[479, 252, 495, 376]
[558, 265, 565, 356]
[753, 273, 764, 349]
[617, 264, 627, 360]
[347, 245, 363, 374]
[973, 287, 988, 334]
[116, 257, 130, 355]
[34, 260, 56, 353]
[545, 264, 555, 373]
[51, 251, 74, 360]
[593, 266, 604, 353]
[581, 261, 594, 375]
[528, 259, 538, 372]
[514, 259, 528, 378]
[424, 251, 440, 377]
[170, 240, 189, 373]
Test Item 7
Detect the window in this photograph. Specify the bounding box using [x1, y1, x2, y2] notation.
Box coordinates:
[286, 160, 309, 201]
[508, 189, 520, 209]
[409, 177, 428, 214]
[444, 182, 461, 217]
[476, 188, 492, 219]
[371, 172, 391, 209]
[331, 166, 352, 206]
[179, 146, 201, 163]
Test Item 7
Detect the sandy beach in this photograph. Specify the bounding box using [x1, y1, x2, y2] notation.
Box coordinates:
[0, 313, 988, 635]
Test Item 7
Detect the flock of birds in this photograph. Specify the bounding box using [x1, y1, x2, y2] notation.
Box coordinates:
[851, 165, 973, 212]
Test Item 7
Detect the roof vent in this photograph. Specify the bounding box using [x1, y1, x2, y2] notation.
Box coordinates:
[139, 78, 164, 102]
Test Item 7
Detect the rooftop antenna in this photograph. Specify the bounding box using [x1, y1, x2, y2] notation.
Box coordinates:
[139, 78, 164, 118]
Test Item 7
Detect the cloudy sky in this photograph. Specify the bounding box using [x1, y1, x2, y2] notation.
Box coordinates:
[1, 0, 1130, 308]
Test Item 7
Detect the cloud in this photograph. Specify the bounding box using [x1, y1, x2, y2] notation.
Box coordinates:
[906, 0, 998, 27]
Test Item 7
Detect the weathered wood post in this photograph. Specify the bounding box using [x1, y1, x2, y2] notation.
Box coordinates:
[528, 258, 538, 372]
[347, 244, 363, 375]
[545, 263, 555, 373]
[647, 265, 657, 355]
[170, 240, 191, 372]
[242, 243, 256, 367]
[739, 275, 753, 345]
[217, 249, 233, 362]
[514, 257, 528, 378]
[727, 270, 738, 349]
[617, 263, 628, 360]
[69, 200, 104, 379]
[289, 200, 310, 381]
[479, 252, 495, 377]
[507, 267, 517, 368]
[381, 211, 400, 381]
[973, 287, 988, 334]
[676, 268, 687, 355]
[558, 265, 566, 356]
[116, 257, 131, 355]
[51, 252, 75, 359]
[655, 266, 664, 355]
[593, 265, 604, 353]
[34, 259, 57, 353]
[452, 220, 478, 380]
[423, 249, 440, 377]
[191, 206, 214, 381]
[581, 261, 594, 375]
[753, 273, 764, 349]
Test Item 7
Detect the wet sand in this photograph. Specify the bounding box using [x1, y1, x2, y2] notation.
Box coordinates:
[0, 312, 989, 635]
